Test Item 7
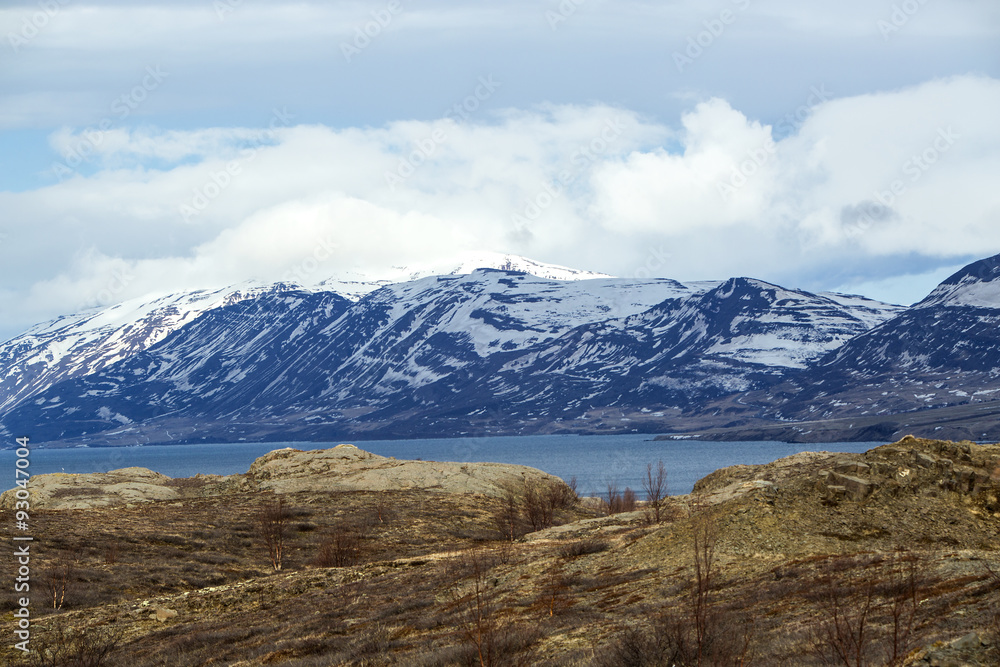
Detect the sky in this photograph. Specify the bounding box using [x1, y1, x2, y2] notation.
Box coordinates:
[1, 0, 999, 342]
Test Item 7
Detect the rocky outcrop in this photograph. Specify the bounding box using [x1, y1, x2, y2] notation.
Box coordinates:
[688, 436, 999, 516]
[809, 436, 1000, 507]
[817, 461, 876, 502]
[0, 444, 568, 509]
[0, 467, 180, 510]
[240, 444, 564, 496]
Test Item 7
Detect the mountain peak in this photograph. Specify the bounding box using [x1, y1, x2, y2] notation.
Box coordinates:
[413, 252, 613, 282]
[312, 253, 612, 299]
[916, 253, 1000, 309]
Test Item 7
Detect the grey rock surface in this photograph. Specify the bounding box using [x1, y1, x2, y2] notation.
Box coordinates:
[1, 444, 567, 509]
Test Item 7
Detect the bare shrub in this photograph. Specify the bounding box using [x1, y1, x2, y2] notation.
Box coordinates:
[492, 489, 524, 542]
[41, 557, 75, 610]
[490, 539, 512, 566]
[23, 619, 124, 667]
[103, 539, 121, 566]
[444, 548, 541, 666]
[523, 483, 554, 532]
[524, 479, 577, 532]
[981, 560, 1000, 649]
[621, 487, 638, 513]
[601, 481, 638, 515]
[643, 460, 668, 524]
[457, 549, 502, 665]
[493, 479, 573, 540]
[596, 604, 755, 667]
[312, 522, 363, 568]
[256, 496, 289, 572]
[560, 539, 609, 559]
[810, 562, 878, 667]
[566, 475, 579, 501]
[538, 563, 575, 618]
[591, 624, 669, 667]
[809, 551, 926, 667]
[551, 479, 578, 510]
[597, 511, 756, 667]
[603, 481, 621, 515]
[372, 492, 394, 526]
[881, 551, 921, 666]
[691, 513, 717, 665]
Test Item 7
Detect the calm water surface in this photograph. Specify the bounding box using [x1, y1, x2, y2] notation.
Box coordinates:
[1, 434, 881, 496]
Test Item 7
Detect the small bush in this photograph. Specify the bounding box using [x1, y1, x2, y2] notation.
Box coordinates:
[21, 619, 124, 667]
[256, 496, 289, 572]
[560, 539, 609, 559]
[103, 540, 121, 566]
[603, 483, 638, 515]
[312, 522, 363, 568]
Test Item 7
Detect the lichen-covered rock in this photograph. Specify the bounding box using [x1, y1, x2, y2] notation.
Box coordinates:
[826, 471, 875, 501]
[243, 443, 565, 497]
[152, 607, 179, 622]
[0, 444, 570, 509]
[0, 467, 178, 510]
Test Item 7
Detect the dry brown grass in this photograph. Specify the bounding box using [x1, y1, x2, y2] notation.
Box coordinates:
[2, 439, 998, 665]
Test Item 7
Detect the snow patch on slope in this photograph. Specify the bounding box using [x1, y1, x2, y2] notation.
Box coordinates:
[312, 252, 612, 300]
[370, 271, 699, 357]
[0, 283, 281, 413]
[917, 275, 1000, 309]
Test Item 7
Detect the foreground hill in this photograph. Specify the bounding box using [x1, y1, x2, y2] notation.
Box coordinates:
[2, 437, 997, 665]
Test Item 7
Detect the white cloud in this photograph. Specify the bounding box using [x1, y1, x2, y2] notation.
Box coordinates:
[2, 75, 1000, 341]
[591, 74, 1000, 264]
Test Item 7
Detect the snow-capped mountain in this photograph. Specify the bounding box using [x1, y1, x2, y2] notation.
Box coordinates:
[11, 251, 1000, 446]
[0, 283, 282, 415]
[452, 277, 904, 420]
[0, 254, 910, 445]
[758, 254, 1000, 424]
[913, 254, 1000, 309]
[313, 252, 611, 299]
[0, 254, 612, 418]
[0, 271, 711, 443]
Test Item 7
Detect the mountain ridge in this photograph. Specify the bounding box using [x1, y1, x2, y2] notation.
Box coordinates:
[4, 252, 1000, 446]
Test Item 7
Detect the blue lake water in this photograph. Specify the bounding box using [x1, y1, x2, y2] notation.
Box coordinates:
[0, 434, 883, 496]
